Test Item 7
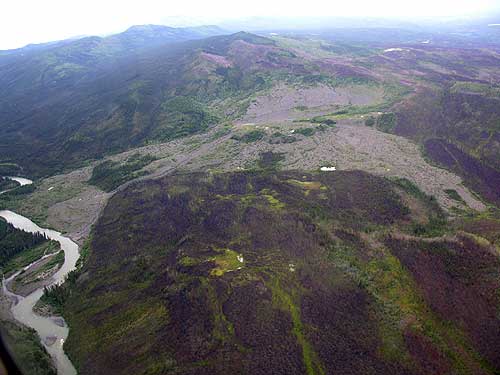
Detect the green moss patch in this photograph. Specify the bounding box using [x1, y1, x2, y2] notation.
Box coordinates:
[209, 248, 244, 276]
[269, 277, 325, 375]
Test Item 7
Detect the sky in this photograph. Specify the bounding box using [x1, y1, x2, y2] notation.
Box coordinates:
[1, 0, 499, 49]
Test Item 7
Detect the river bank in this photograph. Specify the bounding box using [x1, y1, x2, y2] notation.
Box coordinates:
[0, 178, 80, 374]
[0, 176, 32, 195]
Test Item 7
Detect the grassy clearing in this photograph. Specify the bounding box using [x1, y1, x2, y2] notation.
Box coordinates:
[451, 82, 500, 97]
[260, 189, 286, 209]
[209, 248, 244, 276]
[14, 250, 64, 289]
[2, 241, 59, 277]
[269, 277, 325, 375]
[287, 179, 327, 197]
[287, 180, 325, 190]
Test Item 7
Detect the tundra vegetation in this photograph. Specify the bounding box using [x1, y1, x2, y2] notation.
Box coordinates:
[43, 166, 500, 375]
[1, 24, 500, 375]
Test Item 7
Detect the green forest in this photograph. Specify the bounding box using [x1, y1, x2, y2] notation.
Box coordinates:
[0, 218, 48, 272]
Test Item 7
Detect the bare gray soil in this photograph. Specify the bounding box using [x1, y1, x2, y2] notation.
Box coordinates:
[10, 253, 61, 297]
[13, 85, 486, 247]
[239, 83, 384, 124]
[184, 121, 485, 212]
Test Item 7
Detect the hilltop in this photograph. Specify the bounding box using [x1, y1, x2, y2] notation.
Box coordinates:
[59, 169, 500, 374]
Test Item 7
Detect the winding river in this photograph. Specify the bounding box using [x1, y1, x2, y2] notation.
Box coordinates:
[0, 176, 34, 195]
[1, 177, 79, 375]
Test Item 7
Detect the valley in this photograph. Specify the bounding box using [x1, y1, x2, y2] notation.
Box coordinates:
[1, 115, 485, 248]
[0, 20, 500, 375]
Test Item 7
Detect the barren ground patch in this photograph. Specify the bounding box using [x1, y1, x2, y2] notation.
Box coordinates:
[186, 122, 485, 212]
[15, 120, 486, 245]
[239, 83, 384, 124]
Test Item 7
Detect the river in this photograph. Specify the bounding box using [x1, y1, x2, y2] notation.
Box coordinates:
[0, 177, 79, 375]
[0, 176, 34, 195]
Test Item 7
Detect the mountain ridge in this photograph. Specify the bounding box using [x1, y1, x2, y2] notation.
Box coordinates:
[0, 24, 229, 53]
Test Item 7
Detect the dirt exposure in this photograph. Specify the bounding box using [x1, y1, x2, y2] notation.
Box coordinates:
[16, 119, 485, 248]
[239, 83, 384, 124]
[188, 122, 485, 212]
[12, 77, 488, 249]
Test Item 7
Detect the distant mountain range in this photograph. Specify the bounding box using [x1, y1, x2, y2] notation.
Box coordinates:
[0, 24, 370, 176]
[0, 24, 228, 55]
[0, 21, 499, 185]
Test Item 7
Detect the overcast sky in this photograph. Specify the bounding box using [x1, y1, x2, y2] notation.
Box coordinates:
[1, 0, 499, 49]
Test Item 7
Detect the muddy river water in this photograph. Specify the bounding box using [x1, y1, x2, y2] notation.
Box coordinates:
[0, 176, 34, 194]
[1, 178, 79, 374]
